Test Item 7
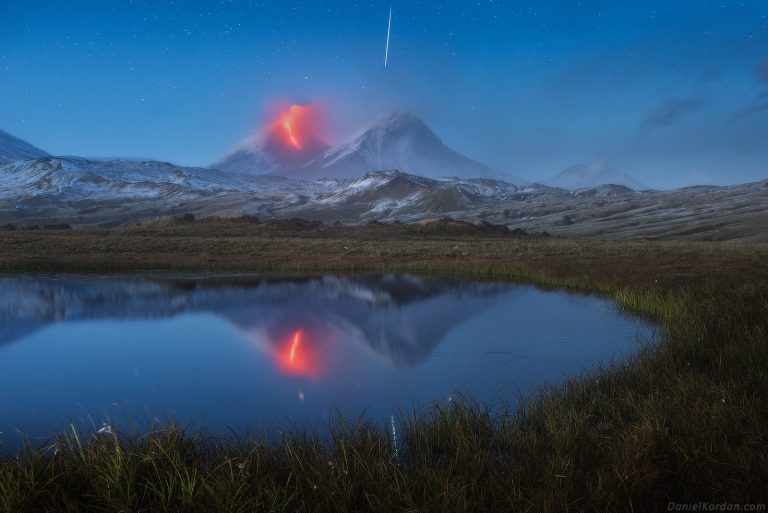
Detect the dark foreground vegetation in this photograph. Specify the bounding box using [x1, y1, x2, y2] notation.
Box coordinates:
[1, 219, 767, 511]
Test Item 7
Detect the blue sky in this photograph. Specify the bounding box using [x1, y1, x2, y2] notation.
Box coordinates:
[1, 0, 766, 187]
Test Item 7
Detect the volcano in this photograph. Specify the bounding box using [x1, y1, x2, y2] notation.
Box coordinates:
[212, 104, 330, 175]
[212, 111, 526, 184]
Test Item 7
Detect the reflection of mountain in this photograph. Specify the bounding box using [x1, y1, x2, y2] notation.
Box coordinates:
[0, 275, 514, 366]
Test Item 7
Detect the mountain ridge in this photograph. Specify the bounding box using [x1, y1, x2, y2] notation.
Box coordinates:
[0, 129, 50, 165]
[0, 127, 765, 241]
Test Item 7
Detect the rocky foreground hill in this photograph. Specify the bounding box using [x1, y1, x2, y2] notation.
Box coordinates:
[1, 157, 766, 241]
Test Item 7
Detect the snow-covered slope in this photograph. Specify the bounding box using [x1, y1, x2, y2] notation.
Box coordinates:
[2, 155, 765, 242]
[301, 112, 527, 184]
[545, 163, 646, 190]
[0, 157, 269, 201]
[0, 129, 49, 165]
[212, 132, 331, 175]
[0, 156, 335, 228]
[0, 156, 561, 226]
[210, 144, 281, 175]
[291, 169, 554, 222]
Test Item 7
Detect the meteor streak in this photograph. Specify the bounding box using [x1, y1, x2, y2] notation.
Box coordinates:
[385, 7, 392, 67]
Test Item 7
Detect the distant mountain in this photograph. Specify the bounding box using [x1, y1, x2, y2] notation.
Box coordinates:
[545, 163, 646, 190]
[300, 112, 527, 184]
[0, 129, 49, 165]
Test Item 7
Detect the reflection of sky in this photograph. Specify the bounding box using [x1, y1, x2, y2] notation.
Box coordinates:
[0, 279, 653, 443]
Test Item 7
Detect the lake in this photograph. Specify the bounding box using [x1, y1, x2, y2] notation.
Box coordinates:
[0, 274, 653, 443]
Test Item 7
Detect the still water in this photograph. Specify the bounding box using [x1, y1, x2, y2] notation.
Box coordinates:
[0, 274, 652, 441]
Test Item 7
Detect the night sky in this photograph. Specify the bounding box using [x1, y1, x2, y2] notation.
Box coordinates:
[1, 1, 766, 187]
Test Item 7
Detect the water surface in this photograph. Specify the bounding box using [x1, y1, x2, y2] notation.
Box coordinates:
[0, 274, 652, 442]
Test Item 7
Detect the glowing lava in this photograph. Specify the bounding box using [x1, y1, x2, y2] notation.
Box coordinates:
[280, 106, 303, 149]
[246, 101, 331, 169]
[272, 104, 322, 151]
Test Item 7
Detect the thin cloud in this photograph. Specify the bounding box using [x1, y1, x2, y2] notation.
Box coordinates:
[731, 60, 768, 118]
[756, 59, 768, 84]
[732, 90, 768, 118]
[639, 98, 706, 138]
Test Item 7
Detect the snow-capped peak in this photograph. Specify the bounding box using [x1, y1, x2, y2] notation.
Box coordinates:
[300, 112, 527, 184]
[544, 162, 647, 190]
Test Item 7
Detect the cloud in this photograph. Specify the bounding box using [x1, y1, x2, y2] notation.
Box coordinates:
[732, 61, 768, 118]
[732, 90, 768, 118]
[639, 98, 706, 137]
[756, 59, 768, 84]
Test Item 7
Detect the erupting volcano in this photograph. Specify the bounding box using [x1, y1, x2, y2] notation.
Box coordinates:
[213, 109, 524, 182]
[213, 103, 330, 175]
[268, 104, 325, 153]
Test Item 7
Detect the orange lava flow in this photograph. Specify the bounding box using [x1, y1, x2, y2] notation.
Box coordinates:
[277, 105, 305, 150]
[283, 120, 301, 149]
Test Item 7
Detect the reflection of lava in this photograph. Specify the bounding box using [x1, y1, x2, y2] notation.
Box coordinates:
[289, 331, 301, 361]
[275, 329, 324, 380]
[242, 318, 348, 381]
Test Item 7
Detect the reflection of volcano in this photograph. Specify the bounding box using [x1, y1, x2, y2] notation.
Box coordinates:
[0, 275, 513, 368]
